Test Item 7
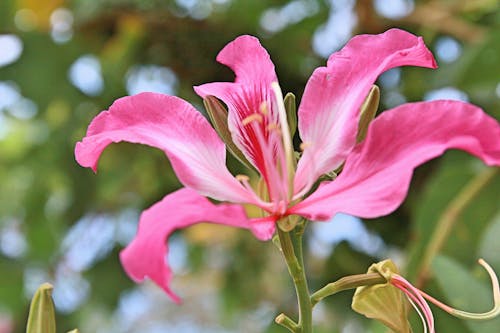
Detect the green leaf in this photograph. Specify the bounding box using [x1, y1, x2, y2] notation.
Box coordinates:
[406, 152, 500, 280]
[26, 283, 56, 333]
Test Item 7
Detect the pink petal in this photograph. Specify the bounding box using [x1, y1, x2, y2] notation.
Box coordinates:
[295, 29, 437, 194]
[119, 188, 274, 303]
[194, 35, 279, 177]
[75, 92, 255, 204]
[212, 34, 276, 86]
[291, 100, 500, 221]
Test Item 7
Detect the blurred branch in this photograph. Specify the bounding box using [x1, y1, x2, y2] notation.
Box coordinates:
[399, 0, 487, 43]
[416, 167, 499, 288]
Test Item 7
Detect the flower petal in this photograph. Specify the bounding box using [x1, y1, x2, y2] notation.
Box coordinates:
[291, 100, 500, 221]
[75, 92, 255, 204]
[119, 188, 274, 303]
[194, 35, 279, 177]
[295, 28, 437, 194]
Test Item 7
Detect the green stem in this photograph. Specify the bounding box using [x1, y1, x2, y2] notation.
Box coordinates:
[310, 273, 386, 307]
[416, 167, 498, 288]
[275, 313, 299, 332]
[277, 226, 313, 333]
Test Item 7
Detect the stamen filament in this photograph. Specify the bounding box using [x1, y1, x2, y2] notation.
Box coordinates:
[392, 276, 435, 333]
[235, 174, 274, 212]
[407, 295, 429, 333]
[242, 113, 263, 125]
[419, 259, 500, 320]
[248, 115, 286, 207]
[271, 82, 295, 201]
[389, 258, 500, 333]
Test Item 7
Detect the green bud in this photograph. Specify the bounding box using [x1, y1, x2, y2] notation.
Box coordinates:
[352, 260, 412, 333]
[356, 85, 380, 143]
[203, 96, 254, 170]
[284, 92, 297, 138]
[26, 283, 56, 333]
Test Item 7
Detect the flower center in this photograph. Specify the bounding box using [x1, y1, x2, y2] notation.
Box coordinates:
[238, 82, 296, 216]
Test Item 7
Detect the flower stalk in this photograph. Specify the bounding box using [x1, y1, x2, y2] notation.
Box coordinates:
[276, 223, 312, 333]
[311, 273, 387, 307]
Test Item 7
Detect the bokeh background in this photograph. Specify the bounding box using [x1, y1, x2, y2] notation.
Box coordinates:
[0, 0, 499, 332]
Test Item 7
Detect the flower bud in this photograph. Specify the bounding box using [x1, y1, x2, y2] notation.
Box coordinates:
[26, 283, 56, 333]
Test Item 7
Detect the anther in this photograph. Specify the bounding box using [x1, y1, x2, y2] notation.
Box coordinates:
[259, 101, 268, 115]
[236, 174, 250, 182]
[267, 123, 282, 134]
[300, 142, 311, 151]
[242, 113, 263, 125]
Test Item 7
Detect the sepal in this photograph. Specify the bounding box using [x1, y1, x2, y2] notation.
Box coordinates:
[352, 260, 412, 333]
[284, 92, 297, 138]
[203, 95, 253, 170]
[356, 85, 380, 143]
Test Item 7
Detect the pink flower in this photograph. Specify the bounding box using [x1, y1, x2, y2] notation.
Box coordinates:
[75, 29, 500, 302]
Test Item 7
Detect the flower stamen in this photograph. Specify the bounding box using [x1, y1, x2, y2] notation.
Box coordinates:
[300, 142, 311, 151]
[419, 259, 500, 320]
[259, 101, 269, 115]
[389, 259, 500, 333]
[407, 295, 429, 333]
[242, 113, 264, 125]
[235, 174, 250, 182]
[271, 82, 295, 201]
[235, 174, 275, 212]
[267, 123, 281, 132]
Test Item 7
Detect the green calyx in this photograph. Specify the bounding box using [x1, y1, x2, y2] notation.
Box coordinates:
[284, 92, 297, 138]
[203, 96, 254, 170]
[356, 85, 380, 143]
[351, 260, 413, 333]
[277, 215, 300, 232]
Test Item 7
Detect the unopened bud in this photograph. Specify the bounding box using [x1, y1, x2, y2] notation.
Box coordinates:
[26, 283, 56, 333]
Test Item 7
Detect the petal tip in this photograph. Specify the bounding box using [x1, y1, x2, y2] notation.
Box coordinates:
[167, 290, 182, 304]
[417, 36, 438, 69]
[74, 141, 98, 172]
[193, 85, 208, 99]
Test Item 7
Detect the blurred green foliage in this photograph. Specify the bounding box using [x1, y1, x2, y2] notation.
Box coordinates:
[0, 0, 499, 332]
